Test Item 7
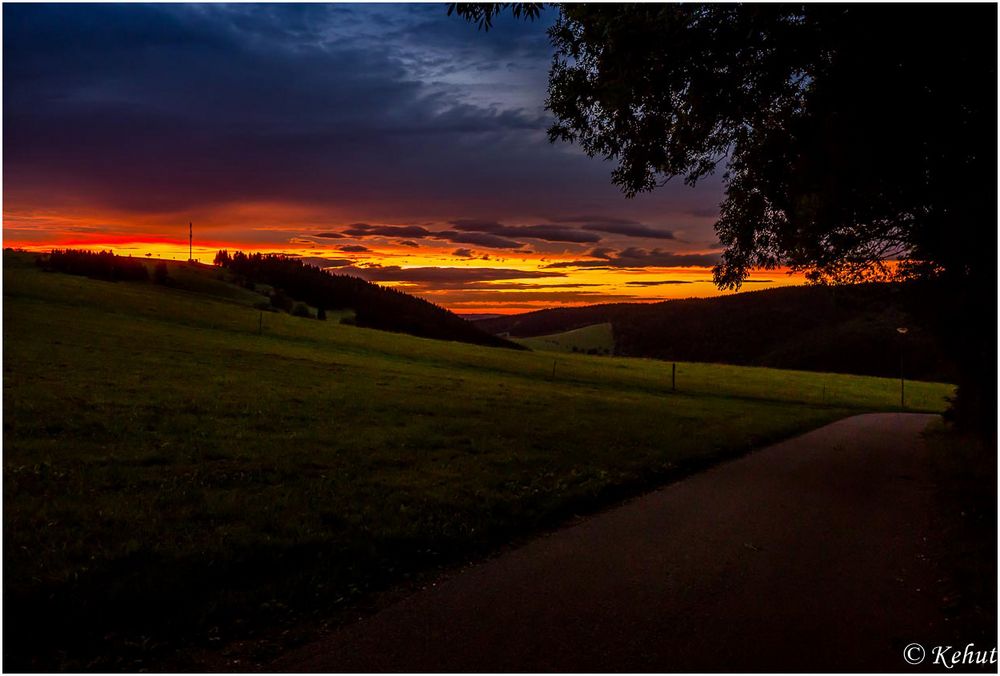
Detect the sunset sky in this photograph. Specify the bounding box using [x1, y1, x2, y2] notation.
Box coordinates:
[3, 3, 805, 313]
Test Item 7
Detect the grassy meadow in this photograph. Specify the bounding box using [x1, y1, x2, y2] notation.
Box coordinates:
[514, 321, 615, 355]
[2, 252, 955, 669]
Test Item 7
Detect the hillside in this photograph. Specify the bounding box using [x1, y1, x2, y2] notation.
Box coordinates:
[216, 250, 524, 349]
[3, 252, 953, 670]
[32, 249, 518, 350]
[515, 322, 614, 355]
[477, 284, 956, 381]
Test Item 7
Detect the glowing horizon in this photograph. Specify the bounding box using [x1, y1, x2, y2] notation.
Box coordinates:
[3, 222, 808, 315]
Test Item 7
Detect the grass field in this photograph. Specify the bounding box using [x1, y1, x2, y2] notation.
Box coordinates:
[2, 253, 955, 669]
[515, 322, 615, 355]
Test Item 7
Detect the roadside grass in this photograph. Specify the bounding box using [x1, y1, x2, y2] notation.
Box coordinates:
[3, 259, 955, 670]
[515, 322, 615, 354]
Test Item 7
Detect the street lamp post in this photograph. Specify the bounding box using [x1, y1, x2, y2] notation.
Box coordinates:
[896, 327, 908, 409]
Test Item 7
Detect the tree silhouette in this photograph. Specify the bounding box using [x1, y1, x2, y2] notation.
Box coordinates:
[453, 3, 996, 431]
[40, 249, 149, 282]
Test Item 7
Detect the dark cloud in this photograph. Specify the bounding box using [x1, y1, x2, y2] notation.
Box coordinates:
[625, 280, 694, 286]
[581, 223, 676, 240]
[409, 281, 603, 290]
[519, 225, 601, 243]
[452, 248, 474, 257]
[544, 247, 722, 269]
[313, 232, 344, 239]
[397, 240, 419, 248]
[298, 256, 353, 268]
[450, 219, 601, 243]
[334, 264, 565, 283]
[343, 223, 434, 238]
[340, 222, 523, 249]
[588, 247, 617, 260]
[2, 4, 575, 215]
[450, 219, 504, 231]
[338, 244, 370, 253]
[436, 230, 523, 249]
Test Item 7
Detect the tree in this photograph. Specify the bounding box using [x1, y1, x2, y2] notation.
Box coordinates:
[453, 3, 996, 432]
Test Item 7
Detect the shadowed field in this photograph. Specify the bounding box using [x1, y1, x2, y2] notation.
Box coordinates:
[2, 253, 954, 670]
[514, 322, 615, 355]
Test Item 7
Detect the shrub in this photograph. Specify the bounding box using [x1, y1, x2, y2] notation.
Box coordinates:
[291, 302, 312, 318]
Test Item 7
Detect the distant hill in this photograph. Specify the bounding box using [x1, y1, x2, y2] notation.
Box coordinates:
[213, 251, 523, 350]
[476, 284, 956, 381]
[30, 249, 520, 350]
[458, 313, 506, 321]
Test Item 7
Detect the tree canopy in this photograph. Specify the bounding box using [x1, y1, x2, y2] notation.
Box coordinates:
[452, 3, 996, 291]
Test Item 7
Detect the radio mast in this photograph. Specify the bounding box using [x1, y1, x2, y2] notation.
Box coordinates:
[189, 222, 193, 262]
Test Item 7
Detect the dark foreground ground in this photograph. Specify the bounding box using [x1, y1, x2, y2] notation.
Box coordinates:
[272, 413, 996, 672]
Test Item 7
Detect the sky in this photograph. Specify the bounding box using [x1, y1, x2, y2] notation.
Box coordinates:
[2, 3, 805, 314]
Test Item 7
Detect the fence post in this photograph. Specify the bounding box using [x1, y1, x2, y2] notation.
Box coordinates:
[672, 362, 676, 391]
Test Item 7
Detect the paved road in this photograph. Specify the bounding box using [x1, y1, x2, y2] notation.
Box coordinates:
[273, 413, 950, 672]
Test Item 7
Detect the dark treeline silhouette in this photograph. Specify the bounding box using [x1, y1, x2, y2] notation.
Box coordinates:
[477, 283, 957, 383]
[38, 249, 148, 282]
[214, 250, 521, 349]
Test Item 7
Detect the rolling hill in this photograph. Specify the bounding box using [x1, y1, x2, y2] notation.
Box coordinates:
[477, 284, 957, 382]
[35, 248, 519, 350]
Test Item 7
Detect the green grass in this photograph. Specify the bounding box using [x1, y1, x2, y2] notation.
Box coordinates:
[515, 322, 615, 354]
[150, 260, 269, 305]
[2, 255, 955, 669]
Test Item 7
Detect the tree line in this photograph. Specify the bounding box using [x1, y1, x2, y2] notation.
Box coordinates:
[37, 249, 149, 282]
[214, 250, 520, 349]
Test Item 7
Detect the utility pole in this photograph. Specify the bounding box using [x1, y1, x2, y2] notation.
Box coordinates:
[189, 222, 193, 262]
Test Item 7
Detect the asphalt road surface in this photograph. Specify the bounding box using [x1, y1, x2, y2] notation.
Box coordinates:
[273, 413, 955, 672]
